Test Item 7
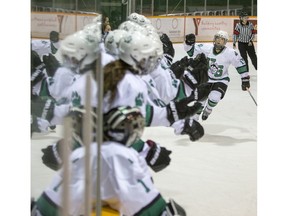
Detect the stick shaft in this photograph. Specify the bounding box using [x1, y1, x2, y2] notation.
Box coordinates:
[247, 88, 257, 106]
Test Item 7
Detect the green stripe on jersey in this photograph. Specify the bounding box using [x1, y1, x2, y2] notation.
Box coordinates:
[134, 194, 167, 216]
[36, 192, 60, 216]
[131, 139, 145, 152]
[237, 65, 248, 74]
[145, 104, 153, 126]
[175, 81, 187, 101]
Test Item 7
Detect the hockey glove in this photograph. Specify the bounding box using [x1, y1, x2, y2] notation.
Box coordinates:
[241, 76, 250, 91]
[185, 33, 196, 46]
[170, 56, 189, 79]
[165, 199, 187, 216]
[166, 97, 202, 125]
[191, 83, 211, 102]
[43, 53, 60, 77]
[181, 118, 204, 141]
[187, 53, 206, 68]
[145, 140, 172, 172]
[31, 63, 46, 87]
[31, 50, 42, 68]
[41, 140, 63, 171]
[31, 115, 41, 135]
[160, 33, 175, 59]
[31, 96, 55, 122]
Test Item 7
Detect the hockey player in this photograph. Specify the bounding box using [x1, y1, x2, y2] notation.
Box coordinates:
[116, 20, 207, 141]
[145, 32, 209, 142]
[31, 30, 60, 60]
[31, 49, 60, 134]
[40, 29, 173, 173]
[185, 30, 250, 120]
[103, 30, 202, 129]
[32, 106, 187, 216]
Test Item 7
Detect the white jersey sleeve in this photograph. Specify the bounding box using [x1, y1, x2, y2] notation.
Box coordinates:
[150, 64, 180, 104]
[192, 43, 214, 58]
[47, 67, 76, 103]
[228, 48, 249, 78]
[31, 39, 51, 59]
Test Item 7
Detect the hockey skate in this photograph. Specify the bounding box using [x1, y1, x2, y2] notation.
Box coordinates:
[201, 107, 212, 121]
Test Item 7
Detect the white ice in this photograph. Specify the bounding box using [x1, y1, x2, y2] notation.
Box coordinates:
[31, 42, 257, 216]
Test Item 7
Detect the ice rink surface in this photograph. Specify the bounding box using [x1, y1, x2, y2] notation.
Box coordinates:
[31, 42, 257, 216]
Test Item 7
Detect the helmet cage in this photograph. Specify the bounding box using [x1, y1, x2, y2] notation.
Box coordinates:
[104, 106, 145, 147]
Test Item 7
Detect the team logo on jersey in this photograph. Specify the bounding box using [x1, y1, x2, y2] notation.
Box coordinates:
[71, 91, 81, 107]
[135, 93, 144, 106]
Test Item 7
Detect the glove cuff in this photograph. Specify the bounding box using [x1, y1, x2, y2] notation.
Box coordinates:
[146, 139, 156, 148]
[241, 75, 250, 82]
[167, 101, 179, 124]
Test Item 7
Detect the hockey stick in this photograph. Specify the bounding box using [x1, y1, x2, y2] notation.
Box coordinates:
[84, 73, 92, 216]
[95, 51, 103, 216]
[246, 88, 257, 106]
[61, 116, 72, 216]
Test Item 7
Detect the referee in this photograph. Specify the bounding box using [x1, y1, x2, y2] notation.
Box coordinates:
[233, 11, 257, 71]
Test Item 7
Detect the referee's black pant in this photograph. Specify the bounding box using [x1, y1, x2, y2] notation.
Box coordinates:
[238, 41, 257, 71]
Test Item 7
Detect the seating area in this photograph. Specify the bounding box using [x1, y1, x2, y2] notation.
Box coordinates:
[31, 5, 97, 14]
[162, 8, 242, 16]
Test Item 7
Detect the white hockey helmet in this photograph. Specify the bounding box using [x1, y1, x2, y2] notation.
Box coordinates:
[92, 14, 102, 25]
[143, 23, 157, 34]
[83, 22, 101, 38]
[141, 16, 152, 25]
[214, 30, 229, 41]
[119, 20, 149, 37]
[127, 12, 151, 26]
[103, 106, 145, 147]
[59, 30, 100, 72]
[104, 29, 129, 56]
[213, 30, 229, 50]
[127, 12, 141, 23]
[118, 31, 158, 75]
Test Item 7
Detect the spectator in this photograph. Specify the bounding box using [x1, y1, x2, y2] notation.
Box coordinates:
[102, 23, 111, 41]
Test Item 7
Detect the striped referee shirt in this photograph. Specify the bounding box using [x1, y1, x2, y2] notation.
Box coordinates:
[233, 22, 256, 44]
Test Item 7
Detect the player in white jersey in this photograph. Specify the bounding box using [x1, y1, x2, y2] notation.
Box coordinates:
[143, 32, 208, 142]
[32, 31, 60, 60]
[42, 30, 100, 125]
[117, 21, 207, 141]
[31, 47, 62, 134]
[184, 30, 250, 120]
[32, 106, 187, 216]
[40, 29, 173, 174]
[104, 29, 202, 129]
